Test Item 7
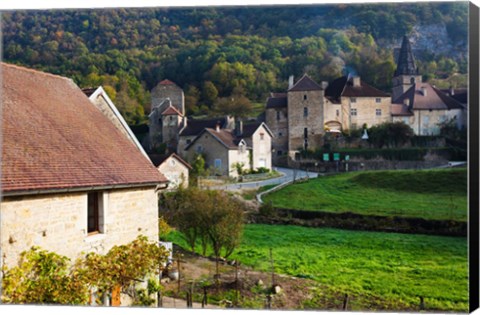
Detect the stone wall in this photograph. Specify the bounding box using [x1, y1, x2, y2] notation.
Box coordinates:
[287, 90, 325, 153]
[151, 84, 184, 115]
[185, 132, 230, 176]
[341, 96, 391, 130]
[1, 187, 159, 268]
[158, 158, 190, 189]
[265, 107, 288, 164]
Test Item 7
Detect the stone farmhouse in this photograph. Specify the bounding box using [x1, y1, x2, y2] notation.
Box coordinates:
[149, 153, 192, 190]
[184, 121, 273, 177]
[265, 35, 466, 163]
[0, 63, 169, 268]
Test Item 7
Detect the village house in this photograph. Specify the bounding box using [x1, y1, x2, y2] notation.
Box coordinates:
[183, 121, 273, 177]
[0, 63, 169, 269]
[149, 153, 192, 190]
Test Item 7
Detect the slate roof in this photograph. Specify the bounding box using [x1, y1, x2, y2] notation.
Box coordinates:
[149, 153, 192, 169]
[81, 87, 97, 97]
[325, 76, 390, 103]
[394, 36, 419, 76]
[1, 63, 168, 195]
[161, 105, 183, 116]
[179, 117, 226, 137]
[266, 95, 287, 109]
[288, 74, 323, 92]
[392, 83, 465, 111]
[440, 88, 468, 105]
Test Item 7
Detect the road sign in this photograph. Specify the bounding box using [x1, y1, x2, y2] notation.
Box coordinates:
[323, 153, 329, 161]
[345, 155, 350, 161]
[333, 153, 340, 161]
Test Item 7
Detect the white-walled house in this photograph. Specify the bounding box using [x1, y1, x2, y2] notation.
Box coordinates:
[149, 153, 192, 190]
[0, 63, 169, 268]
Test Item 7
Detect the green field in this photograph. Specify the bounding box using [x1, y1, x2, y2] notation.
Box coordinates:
[167, 224, 468, 311]
[262, 168, 467, 221]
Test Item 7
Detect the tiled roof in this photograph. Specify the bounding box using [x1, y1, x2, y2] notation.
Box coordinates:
[179, 117, 226, 136]
[393, 83, 465, 111]
[159, 79, 176, 85]
[1, 63, 168, 194]
[325, 76, 389, 103]
[288, 74, 323, 92]
[266, 95, 287, 109]
[391, 104, 413, 116]
[149, 153, 192, 169]
[161, 105, 183, 116]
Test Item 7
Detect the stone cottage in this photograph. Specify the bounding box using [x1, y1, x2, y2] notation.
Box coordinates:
[183, 121, 273, 177]
[0, 63, 169, 268]
[149, 153, 192, 190]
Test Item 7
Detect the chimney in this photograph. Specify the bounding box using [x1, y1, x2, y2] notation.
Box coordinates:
[449, 87, 455, 96]
[352, 76, 361, 87]
[321, 81, 329, 89]
[215, 121, 221, 132]
[403, 98, 410, 107]
[420, 86, 427, 96]
[235, 119, 243, 136]
[288, 75, 294, 89]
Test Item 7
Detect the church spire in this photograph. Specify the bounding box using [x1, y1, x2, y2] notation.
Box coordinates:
[394, 35, 418, 76]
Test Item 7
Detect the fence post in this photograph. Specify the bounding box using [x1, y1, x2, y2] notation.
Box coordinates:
[342, 293, 349, 310]
[202, 287, 208, 308]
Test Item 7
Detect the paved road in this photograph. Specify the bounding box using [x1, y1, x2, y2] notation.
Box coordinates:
[217, 167, 319, 191]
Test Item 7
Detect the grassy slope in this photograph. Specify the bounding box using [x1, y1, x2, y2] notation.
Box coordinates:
[262, 168, 467, 221]
[167, 224, 468, 311]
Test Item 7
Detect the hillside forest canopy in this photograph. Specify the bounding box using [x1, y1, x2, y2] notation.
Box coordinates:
[1, 2, 468, 125]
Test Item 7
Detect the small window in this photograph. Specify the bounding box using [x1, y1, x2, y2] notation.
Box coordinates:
[87, 192, 103, 235]
[170, 159, 176, 166]
[260, 133, 265, 140]
[375, 98, 381, 103]
[279, 132, 283, 137]
[214, 159, 222, 169]
[410, 77, 416, 84]
[336, 109, 339, 116]
[304, 128, 308, 138]
[303, 95, 307, 100]
[350, 97, 357, 103]
[304, 107, 308, 117]
[196, 145, 203, 153]
[276, 111, 280, 121]
[277, 150, 283, 156]
[376, 109, 382, 116]
[186, 139, 191, 144]
[351, 108, 357, 116]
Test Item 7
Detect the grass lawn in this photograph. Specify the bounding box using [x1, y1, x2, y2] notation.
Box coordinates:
[167, 224, 468, 311]
[262, 168, 467, 221]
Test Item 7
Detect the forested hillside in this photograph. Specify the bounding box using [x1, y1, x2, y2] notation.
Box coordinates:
[1, 2, 468, 125]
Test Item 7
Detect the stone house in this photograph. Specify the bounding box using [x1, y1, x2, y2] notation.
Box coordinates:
[149, 153, 192, 190]
[0, 63, 169, 269]
[183, 122, 273, 177]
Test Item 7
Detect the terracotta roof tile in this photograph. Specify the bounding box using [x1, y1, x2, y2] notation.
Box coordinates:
[161, 105, 183, 116]
[393, 83, 464, 110]
[159, 79, 176, 85]
[1, 63, 168, 194]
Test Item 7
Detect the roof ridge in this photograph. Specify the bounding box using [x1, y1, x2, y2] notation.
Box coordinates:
[2, 62, 72, 82]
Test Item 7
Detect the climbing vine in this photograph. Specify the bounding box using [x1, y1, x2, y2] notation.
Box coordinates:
[1, 235, 169, 306]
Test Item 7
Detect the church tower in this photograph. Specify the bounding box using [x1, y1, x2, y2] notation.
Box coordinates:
[392, 36, 422, 101]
